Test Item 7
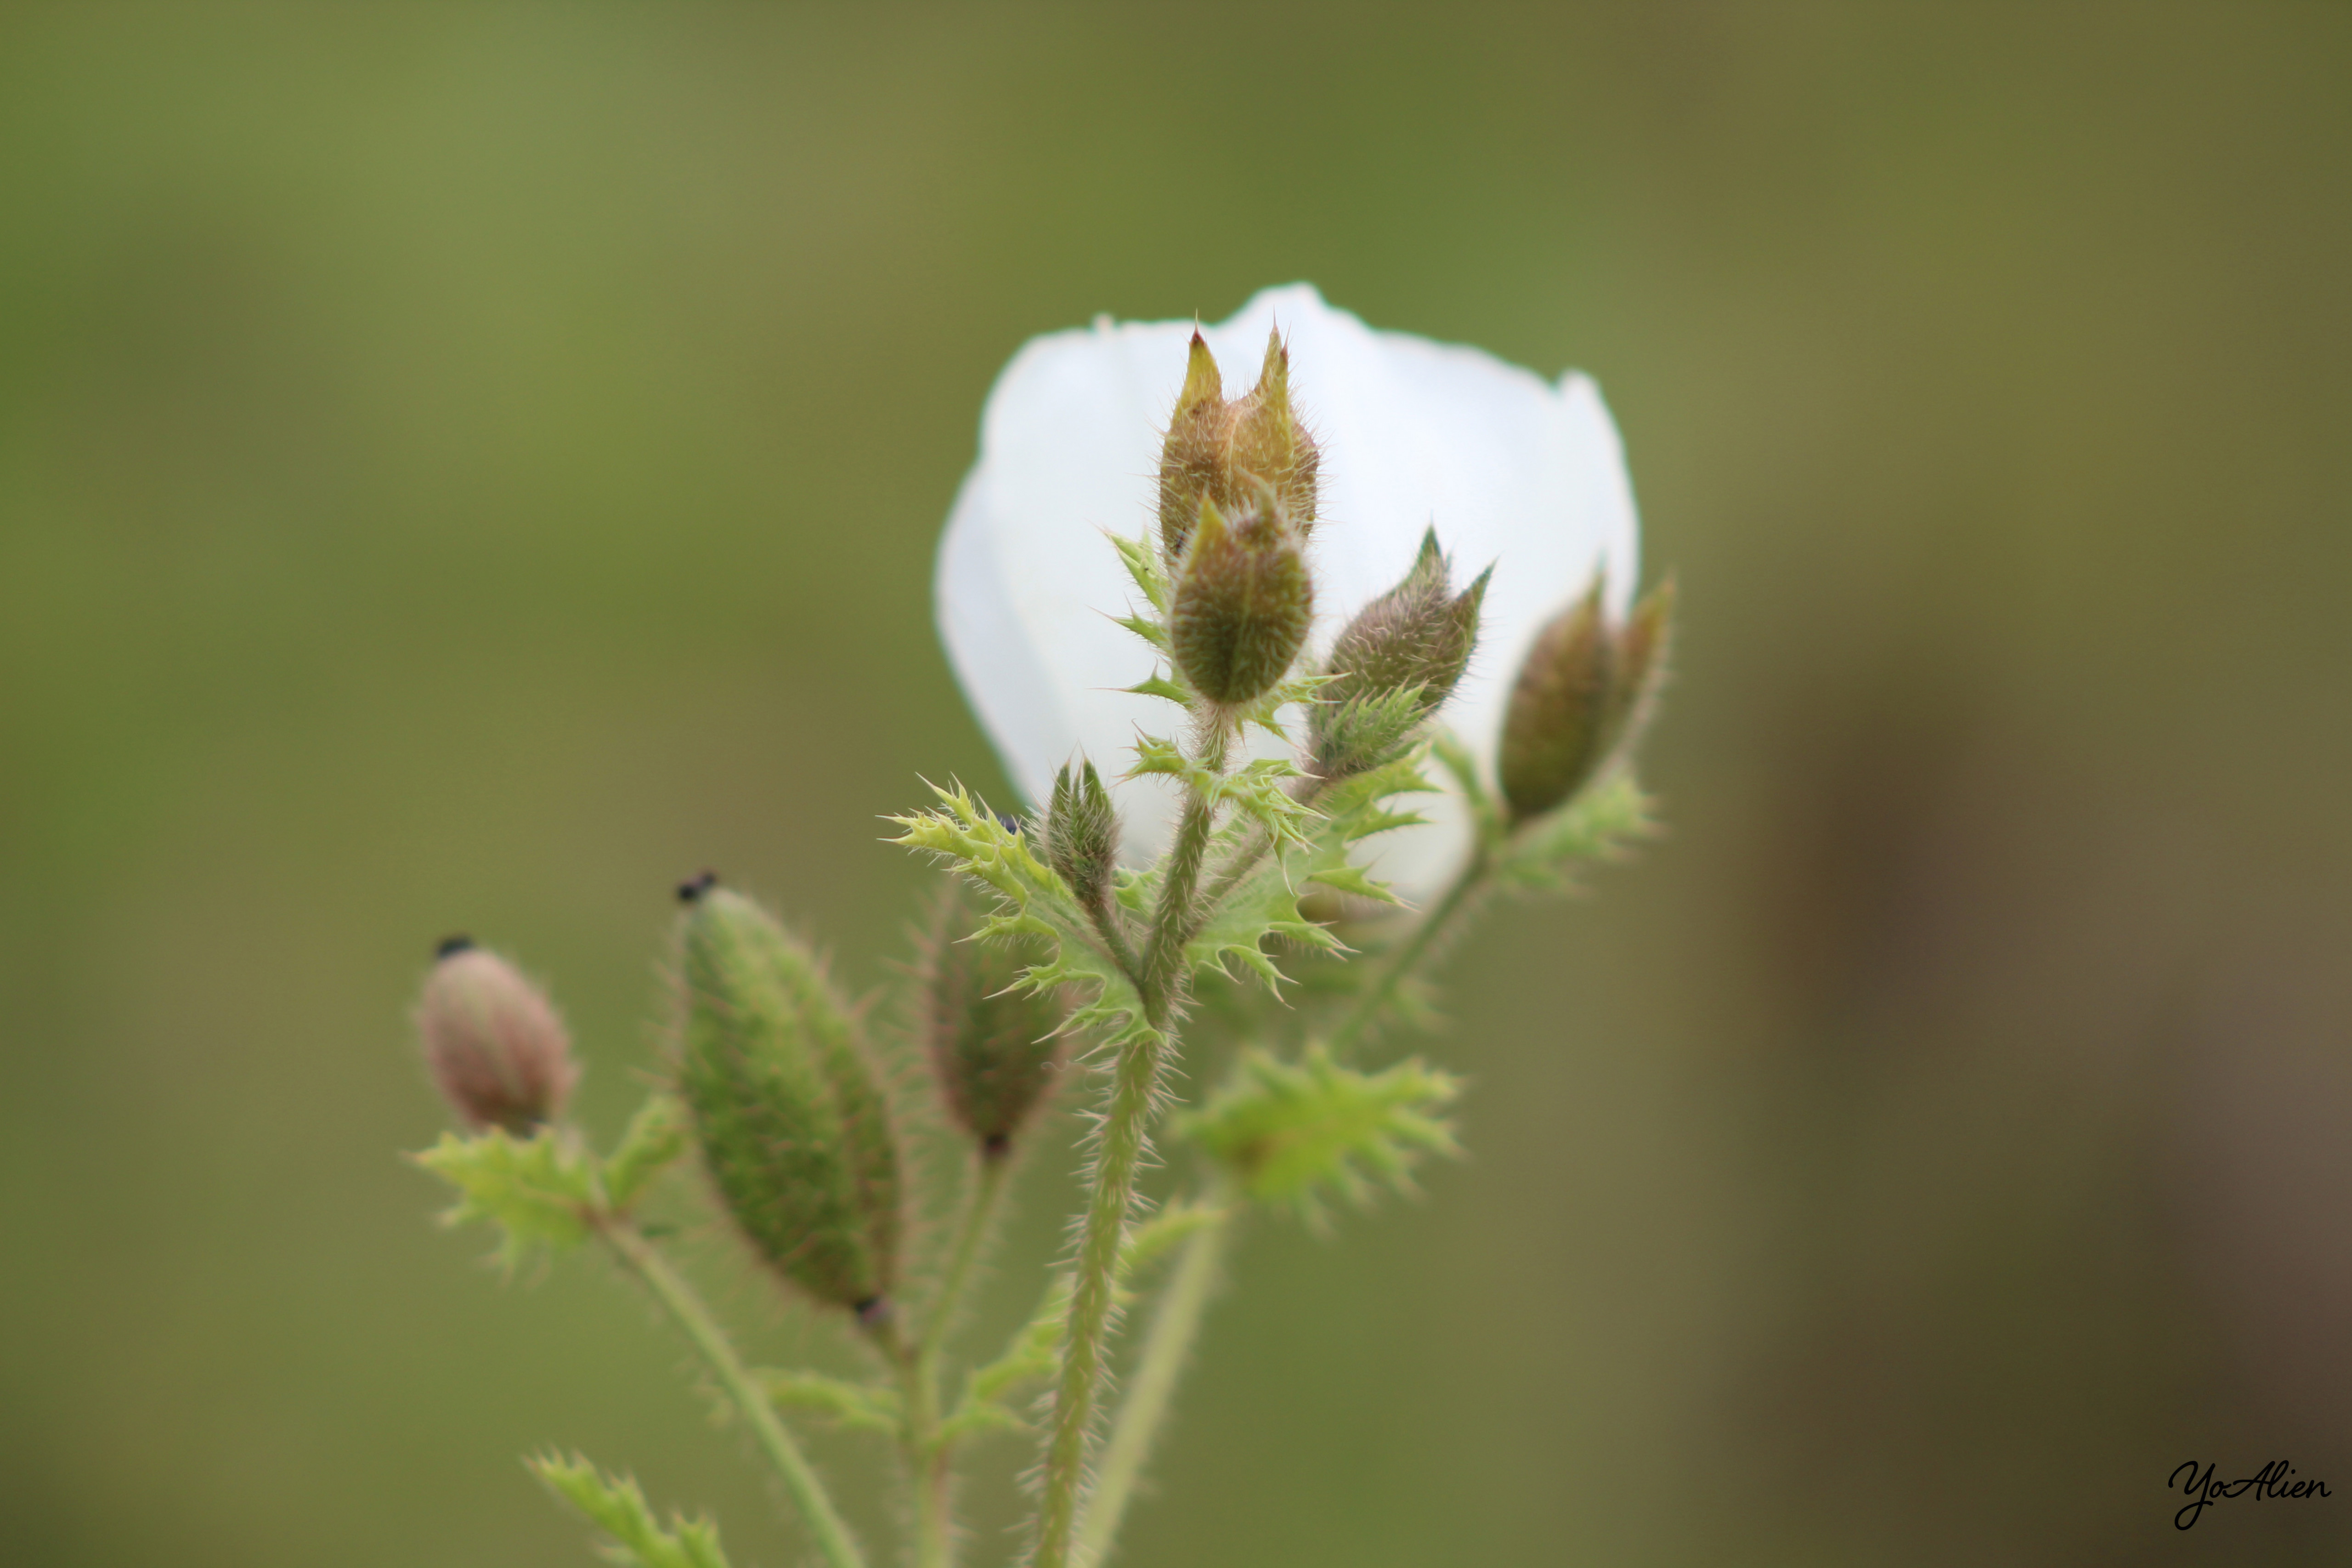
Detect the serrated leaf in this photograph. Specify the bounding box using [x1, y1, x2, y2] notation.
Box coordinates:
[531, 1453, 735, 1568]
[412, 1126, 597, 1268]
[889, 780, 1144, 1042]
[1110, 531, 1171, 616]
[604, 1094, 690, 1210]
[755, 1370, 902, 1436]
[1119, 1200, 1227, 1276]
[1495, 773, 1656, 894]
[1179, 1045, 1460, 1224]
[1124, 672, 1191, 705]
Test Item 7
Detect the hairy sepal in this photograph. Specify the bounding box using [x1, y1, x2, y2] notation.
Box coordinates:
[530, 1453, 733, 1568]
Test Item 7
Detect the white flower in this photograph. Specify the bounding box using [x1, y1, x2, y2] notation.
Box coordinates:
[935, 283, 1639, 904]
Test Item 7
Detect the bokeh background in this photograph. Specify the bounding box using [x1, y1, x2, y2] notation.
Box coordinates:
[4, 5, 2348, 1564]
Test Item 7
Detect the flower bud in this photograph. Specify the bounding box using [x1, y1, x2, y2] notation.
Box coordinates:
[1169, 486, 1315, 708]
[1498, 575, 1676, 822]
[920, 886, 1072, 1155]
[416, 938, 579, 1134]
[1046, 759, 1119, 916]
[1310, 528, 1491, 780]
[1157, 328, 1320, 563]
[674, 880, 902, 1317]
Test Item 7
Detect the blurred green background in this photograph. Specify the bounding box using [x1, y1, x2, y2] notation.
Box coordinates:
[4, 4, 2348, 1564]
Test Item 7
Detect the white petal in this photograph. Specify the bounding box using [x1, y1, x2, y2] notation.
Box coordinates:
[935, 284, 1639, 903]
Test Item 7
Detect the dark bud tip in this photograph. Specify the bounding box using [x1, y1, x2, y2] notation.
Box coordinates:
[854, 1296, 893, 1329]
[435, 934, 476, 960]
[982, 1132, 1013, 1161]
[676, 870, 720, 904]
[994, 810, 1023, 835]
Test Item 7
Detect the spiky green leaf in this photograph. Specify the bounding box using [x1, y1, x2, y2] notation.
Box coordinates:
[530, 1454, 733, 1568]
[755, 1370, 903, 1436]
[604, 1093, 690, 1211]
[412, 1126, 597, 1268]
[1494, 773, 1657, 894]
[889, 780, 1145, 1043]
[1180, 1045, 1460, 1224]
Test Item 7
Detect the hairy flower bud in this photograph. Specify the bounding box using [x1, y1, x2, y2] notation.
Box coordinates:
[675, 880, 902, 1318]
[1046, 759, 1119, 916]
[921, 886, 1072, 1155]
[1498, 575, 1676, 822]
[416, 938, 579, 1134]
[1310, 528, 1491, 780]
[1169, 486, 1315, 707]
[1157, 328, 1320, 562]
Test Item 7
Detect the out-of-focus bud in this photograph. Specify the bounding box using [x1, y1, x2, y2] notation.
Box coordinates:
[417, 938, 579, 1134]
[1497, 575, 1676, 823]
[1310, 528, 1491, 780]
[1158, 329, 1320, 563]
[674, 879, 903, 1320]
[1169, 485, 1315, 708]
[1046, 759, 1119, 916]
[921, 886, 1073, 1156]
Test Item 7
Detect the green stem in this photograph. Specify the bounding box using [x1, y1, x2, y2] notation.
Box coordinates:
[908, 1152, 1012, 1568]
[1034, 723, 1227, 1568]
[596, 1220, 868, 1568]
[1326, 842, 1492, 1060]
[1076, 1186, 1236, 1565]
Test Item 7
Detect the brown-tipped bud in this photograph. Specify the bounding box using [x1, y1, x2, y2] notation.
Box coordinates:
[677, 888, 902, 1316]
[1605, 576, 1677, 762]
[921, 886, 1072, 1154]
[1170, 487, 1315, 708]
[416, 940, 579, 1134]
[1497, 575, 1676, 822]
[1046, 759, 1119, 915]
[1157, 328, 1320, 562]
[1311, 529, 1491, 779]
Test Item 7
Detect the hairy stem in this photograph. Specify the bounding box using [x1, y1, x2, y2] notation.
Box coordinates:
[596, 1219, 868, 1568]
[1034, 722, 1228, 1568]
[1327, 843, 1492, 1060]
[1076, 1185, 1236, 1565]
[908, 1152, 1012, 1568]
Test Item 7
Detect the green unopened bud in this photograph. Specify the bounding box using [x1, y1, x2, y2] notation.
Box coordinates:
[1170, 487, 1315, 708]
[1311, 529, 1491, 779]
[416, 938, 579, 1134]
[920, 886, 1073, 1155]
[1157, 328, 1320, 562]
[675, 881, 902, 1318]
[1498, 575, 1676, 823]
[1046, 759, 1119, 916]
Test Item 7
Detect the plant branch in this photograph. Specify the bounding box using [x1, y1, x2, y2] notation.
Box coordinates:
[905, 1151, 1012, 1568]
[1326, 842, 1492, 1060]
[1076, 1183, 1236, 1565]
[1034, 720, 1228, 1568]
[595, 1218, 869, 1568]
